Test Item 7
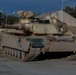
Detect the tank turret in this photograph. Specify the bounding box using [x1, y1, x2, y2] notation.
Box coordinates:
[5, 10, 71, 36]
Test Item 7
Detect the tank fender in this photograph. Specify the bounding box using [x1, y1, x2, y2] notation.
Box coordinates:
[2, 36, 30, 52]
[18, 37, 30, 52]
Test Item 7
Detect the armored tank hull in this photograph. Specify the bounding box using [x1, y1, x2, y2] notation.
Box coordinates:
[0, 33, 76, 61]
[0, 29, 76, 61]
[0, 32, 47, 61]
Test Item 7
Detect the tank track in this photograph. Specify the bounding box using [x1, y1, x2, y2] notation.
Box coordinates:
[3, 46, 41, 61]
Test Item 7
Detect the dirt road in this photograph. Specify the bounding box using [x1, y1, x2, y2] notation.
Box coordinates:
[0, 54, 76, 75]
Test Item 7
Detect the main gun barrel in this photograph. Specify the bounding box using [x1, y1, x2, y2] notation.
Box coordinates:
[5, 24, 28, 30]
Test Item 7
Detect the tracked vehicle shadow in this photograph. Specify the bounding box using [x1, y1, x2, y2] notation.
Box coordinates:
[34, 52, 74, 61]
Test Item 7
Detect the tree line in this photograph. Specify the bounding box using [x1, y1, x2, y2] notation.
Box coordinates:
[63, 6, 76, 18]
[0, 12, 19, 25]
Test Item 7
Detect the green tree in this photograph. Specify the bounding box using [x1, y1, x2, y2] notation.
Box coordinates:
[7, 15, 19, 24]
[0, 12, 19, 26]
[64, 6, 76, 18]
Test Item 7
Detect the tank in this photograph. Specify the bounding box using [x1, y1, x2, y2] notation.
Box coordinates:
[1, 11, 76, 61]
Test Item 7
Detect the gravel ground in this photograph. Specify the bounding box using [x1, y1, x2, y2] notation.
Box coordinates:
[0, 54, 76, 75]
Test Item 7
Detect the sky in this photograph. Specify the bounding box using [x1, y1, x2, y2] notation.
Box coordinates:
[0, 0, 76, 15]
